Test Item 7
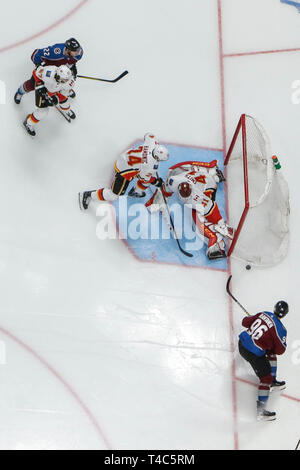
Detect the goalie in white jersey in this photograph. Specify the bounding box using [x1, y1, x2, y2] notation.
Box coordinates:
[23, 64, 76, 137]
[78, 133, 169, 210]
[146, 160, 234, 260]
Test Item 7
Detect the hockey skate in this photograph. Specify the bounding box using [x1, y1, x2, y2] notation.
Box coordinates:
[66, 109, 76, 120]
[14, 89, 23, 105]
[257, 401, 276, 421]
[270, 379, 286, 392]
[128, 187, 146, 198]
[78, 191, 93, 211]
[207, 247, 227, 261]
[23, 115, 36, 137]
[56, 106, 76, 123]
[207, 237, 227, 261]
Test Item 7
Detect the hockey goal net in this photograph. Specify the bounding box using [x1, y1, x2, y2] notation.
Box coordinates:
[225, 114, 290, 267]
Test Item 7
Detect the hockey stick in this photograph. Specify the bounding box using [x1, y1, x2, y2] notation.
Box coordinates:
[77, 70, 129, 83]
[157, 176, 193, 258]
[226, 275, 250, 316]
[295, 439, 300, 451]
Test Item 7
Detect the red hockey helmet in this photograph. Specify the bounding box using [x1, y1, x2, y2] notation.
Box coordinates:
[178, 182, 192, 198]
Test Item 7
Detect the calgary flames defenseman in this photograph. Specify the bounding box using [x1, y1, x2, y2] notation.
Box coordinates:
[146, 160, 234, 260]
[22, 64, 76, 137]
[78, 133, 169, 209]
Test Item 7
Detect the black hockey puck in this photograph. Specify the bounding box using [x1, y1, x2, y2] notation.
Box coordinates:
[246, 265, 251, 270]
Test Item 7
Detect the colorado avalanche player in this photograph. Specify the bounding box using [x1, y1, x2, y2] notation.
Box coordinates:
[23, 64, 76, 137]
[146, 160, 233, 260]
[239, 301, 288, 421]
[14, 38, 83, 104]
[78, 133, 169, 210]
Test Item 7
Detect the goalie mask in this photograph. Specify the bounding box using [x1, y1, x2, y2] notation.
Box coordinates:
[55, 65, 72, 84]
[152, 145, 169, 161]
[178, 182, 192, 199]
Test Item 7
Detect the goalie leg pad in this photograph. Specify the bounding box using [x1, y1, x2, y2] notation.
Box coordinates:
[192, 210, 217, 246]
[192, 210, 226, 260]
[214, 219, 235, 240]
[205, 202, 223, 224]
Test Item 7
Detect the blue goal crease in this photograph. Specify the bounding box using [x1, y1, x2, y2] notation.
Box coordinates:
[113, 143, 228, 271]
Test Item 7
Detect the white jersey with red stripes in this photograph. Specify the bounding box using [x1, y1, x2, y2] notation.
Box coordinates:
[35, 65, 73, 95]
[115, 133, 160, 182]
[166, 160, 220, 216]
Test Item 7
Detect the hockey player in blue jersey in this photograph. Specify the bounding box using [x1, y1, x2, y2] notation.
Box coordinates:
[14, 38, 83, 104]
[238, 301, 288, 421]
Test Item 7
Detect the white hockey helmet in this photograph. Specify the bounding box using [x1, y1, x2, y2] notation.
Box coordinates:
[56, 65, 72, 84]
[152, 145, 169, 161]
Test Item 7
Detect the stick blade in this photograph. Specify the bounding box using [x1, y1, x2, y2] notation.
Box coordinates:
[113, 70, 129, 82]
[226, 275, 233, 294]
[179, 246, 193, 258]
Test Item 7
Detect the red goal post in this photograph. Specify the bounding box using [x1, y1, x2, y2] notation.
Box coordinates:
[224, 114, 290, 266]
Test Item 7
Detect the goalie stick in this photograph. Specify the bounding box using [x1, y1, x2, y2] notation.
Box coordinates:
[226, 275, 250, 316]
[157, 176, 193, 258]
[77, 70, 129, 83]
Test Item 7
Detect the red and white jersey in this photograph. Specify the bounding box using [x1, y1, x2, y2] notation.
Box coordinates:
[34, 65, 74, 95]
[114, 133, 159, 182]
[166, 160, 220, 216]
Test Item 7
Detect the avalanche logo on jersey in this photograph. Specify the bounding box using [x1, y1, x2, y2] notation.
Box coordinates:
[113, 141, 228, 271]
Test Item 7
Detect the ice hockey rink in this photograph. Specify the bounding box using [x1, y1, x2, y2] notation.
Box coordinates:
[0, 0, 299, 450]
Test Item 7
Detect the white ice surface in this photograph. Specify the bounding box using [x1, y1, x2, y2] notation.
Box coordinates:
[0, 0, 299, 450]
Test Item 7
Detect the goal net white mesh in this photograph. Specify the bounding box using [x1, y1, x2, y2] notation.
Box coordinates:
[225, 114, 290, 267]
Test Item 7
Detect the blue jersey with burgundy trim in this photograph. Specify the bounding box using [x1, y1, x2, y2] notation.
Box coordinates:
[239, 311, 287, 357]
[31, 43, 83, 67]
